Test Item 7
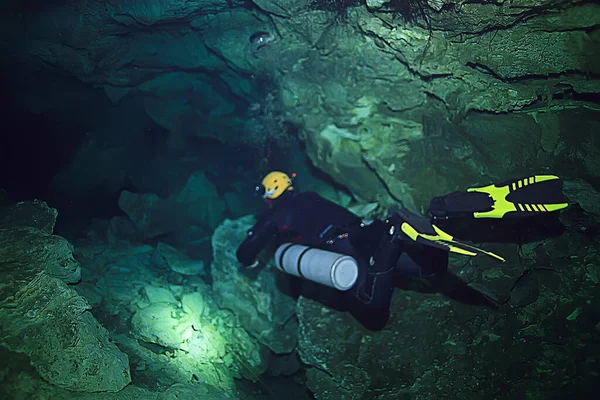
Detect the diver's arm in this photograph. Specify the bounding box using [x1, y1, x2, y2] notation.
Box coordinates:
[236, 218, 278, 267]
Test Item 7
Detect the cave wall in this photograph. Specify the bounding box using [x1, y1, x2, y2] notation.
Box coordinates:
[0, 1, 599, 399]
[1, 0, 598, 215]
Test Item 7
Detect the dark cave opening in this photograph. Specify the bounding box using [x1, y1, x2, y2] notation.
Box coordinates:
[0, 71, 131, 235]
[0, 66, 284, 239]
[0, 78, 81, 205]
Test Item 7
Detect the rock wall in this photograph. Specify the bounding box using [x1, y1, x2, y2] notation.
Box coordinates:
[296, 201, 600, 399]
[211, 216, 298, 354]
[0, 201, 131, 392]
[3, 0, 598, 210]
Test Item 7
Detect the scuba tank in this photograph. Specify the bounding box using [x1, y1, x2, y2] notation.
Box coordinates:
[274, 243, 359, 291]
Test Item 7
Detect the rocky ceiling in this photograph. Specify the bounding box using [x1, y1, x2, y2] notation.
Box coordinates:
[1, 0, 599, 209]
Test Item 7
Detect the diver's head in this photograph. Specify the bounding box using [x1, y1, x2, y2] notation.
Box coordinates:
[255, 171, 295, 203]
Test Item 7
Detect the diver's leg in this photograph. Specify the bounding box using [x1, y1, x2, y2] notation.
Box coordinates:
[325, 222, 401, 309]
[354, 225, 403, 308]
[395, 245, 449, 278]
[358, 265, 396, 309]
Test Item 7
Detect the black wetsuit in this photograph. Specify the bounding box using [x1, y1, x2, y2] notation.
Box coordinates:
[236, 190, 403, 309]
[237, 191, 361, 264]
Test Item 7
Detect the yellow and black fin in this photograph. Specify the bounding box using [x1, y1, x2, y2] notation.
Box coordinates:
[468, 175, 569, 219]
[391, 209, 505, 262]
[400, 221, 505, 262]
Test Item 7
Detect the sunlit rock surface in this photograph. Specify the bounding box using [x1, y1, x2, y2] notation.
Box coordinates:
[73, 240, 268, 393]
[0, 201, 131, 392]
[155, 242, 206, 276]
[211, 216, 298, 354]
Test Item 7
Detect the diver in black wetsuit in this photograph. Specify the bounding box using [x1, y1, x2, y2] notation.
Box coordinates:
[237, 171, 445, 310]
[236, 171, 569, 312]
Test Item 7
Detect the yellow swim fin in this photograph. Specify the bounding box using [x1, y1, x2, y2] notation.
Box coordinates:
[390, 209, 505, 262]
[467, 175, 569, 219]
[400, 221, 505, 262]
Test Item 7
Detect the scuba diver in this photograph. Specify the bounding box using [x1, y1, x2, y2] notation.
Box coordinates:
[236, 171, 569, 314]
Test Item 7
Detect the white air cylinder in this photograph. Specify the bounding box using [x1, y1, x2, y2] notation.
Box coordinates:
[274, 243, 359, 291]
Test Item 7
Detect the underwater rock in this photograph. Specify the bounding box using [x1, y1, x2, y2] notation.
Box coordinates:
[296, 296, 371, 400]
[269, 352, 301, 377]
[306, 123, 395, 205]
[224, 191, 259, 218]
[182, 292, 207, 318]
[0, 202, 80, 285]
[155, 242, 206, 276]
[0, 365, 158, 400]
[156, 383, 240, 400]
[195, 9, 270, 72]
[0, 199, 58, 234]
[248, 0, 300, 18]
[118, 190, 169, 238]
[0, 201, 130, 392]
[74, 244, 157, 317]
[297, 224, 600, 399]
[131, 303, 187, 349]
[211, 216, 298, 354]
[119, 171, 227, 239]
[171, 171, 227, 229]
[129, 298, 267, 391]
[144, 285, 178, 304]
[134, 72, 235, 134]
[358, 114, 424, 211]
[107, 216, 141, 245]
[535, 111, 562, 153]
[457, 112, 543, 177]
[509, 273, 541, 308]
[10, 0, 227, 82]
[347, 202, 379, 219]
[52, 136, 130, 201]
[563, 180, 600, 217]
[563, 180, 600, 218]
[248, 30, 276, 59]
[365, 0, 387, 9]
[0, 225, 82, 285]
[109, 0, 226, 26]
[73, 227, 269, 395]
[74, 241, 258, 392]
[9, 0, 600, 216]
[83, 216, 143, 247]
